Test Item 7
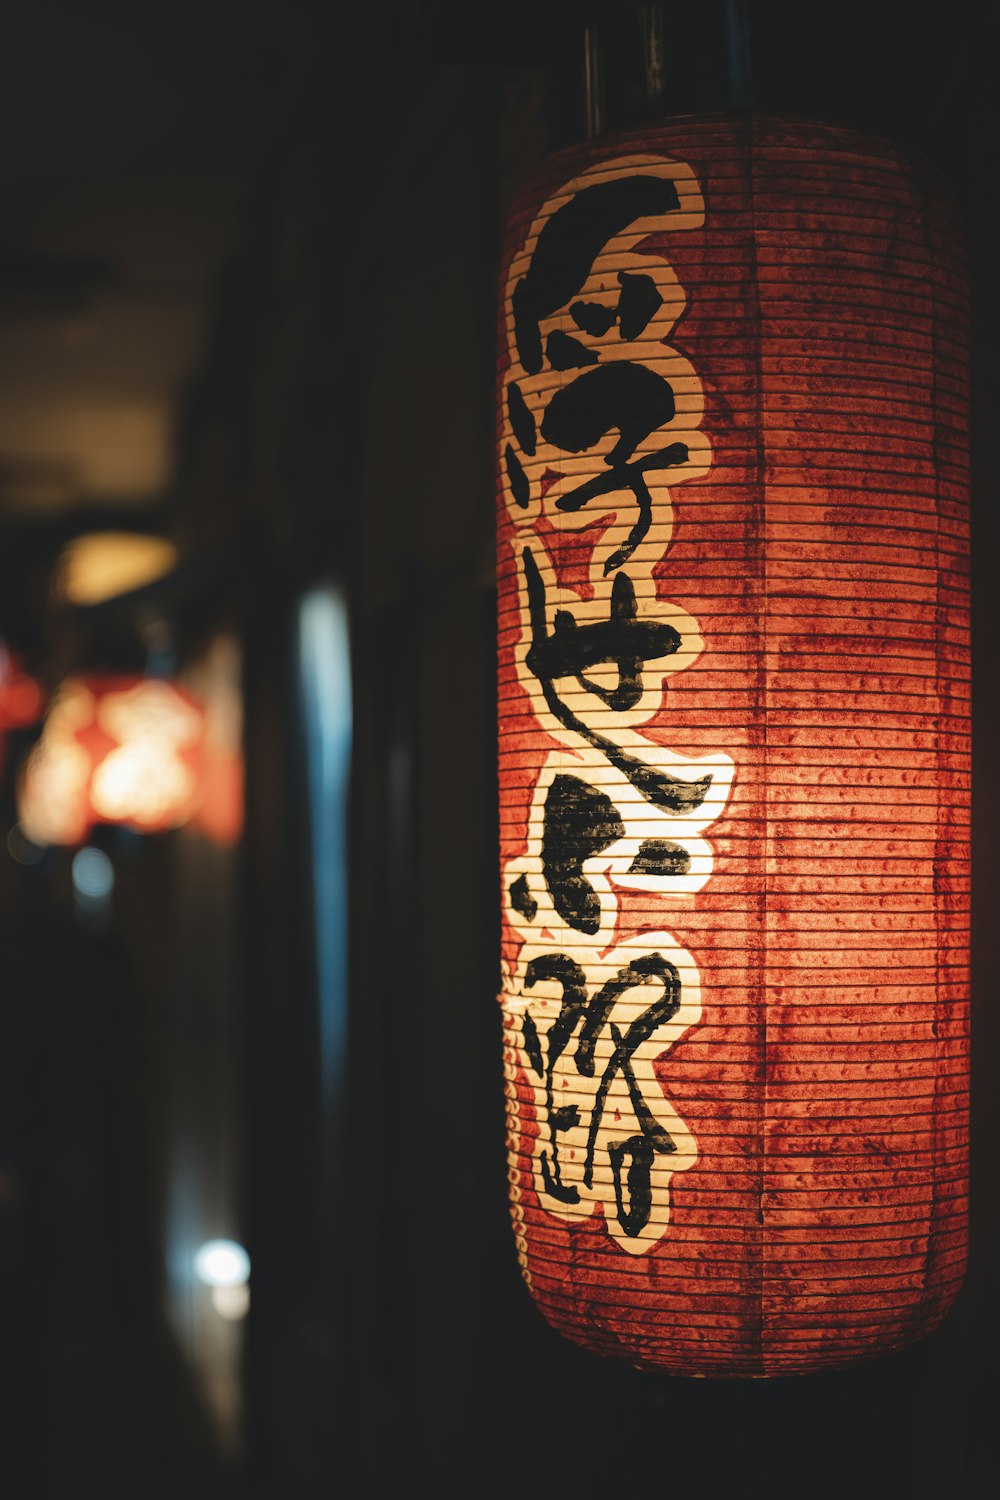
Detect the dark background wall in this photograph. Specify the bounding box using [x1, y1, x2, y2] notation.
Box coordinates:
[1, 3, 997, 1498]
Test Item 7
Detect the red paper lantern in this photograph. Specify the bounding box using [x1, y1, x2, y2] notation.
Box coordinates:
[496, 116, 969, 1376]
[18, 675, 206, 846]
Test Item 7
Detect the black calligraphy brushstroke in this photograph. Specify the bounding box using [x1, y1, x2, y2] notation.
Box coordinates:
[539, 363, 683, 570]
[608, 1125, 677, 1235]
[628, 839, 691, 876]
[509, 872, 538, 922]
[571, 298, 617, 337]
[541, 362, 674, 466]
[545, 330, 599, 370]
[581, 956, 682, 1237]
[522, 547, 711, 815]
[575, 953, 678, 1074]
[542, 774, 624, 934]
[602, 1023, 680, 1236]
[513, 174, 681, 375]
[505, 443, 530, 508]
[536, 568, 680, 714]
[523, 950, 683, 1237]
[556, 445, 690, 574]
[507, 381, 536, 456]
[523, 952, 589, 1203]
[617, 271, 663, 340]
[520, 1009, 544, 1077]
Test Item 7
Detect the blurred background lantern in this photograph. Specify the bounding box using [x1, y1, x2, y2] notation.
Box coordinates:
[18, 674, 207, 846]
[497, 115, 970, 1375]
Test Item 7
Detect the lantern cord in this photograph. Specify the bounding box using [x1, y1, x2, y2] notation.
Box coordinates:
[638, 4, 667, 115]
[725, 0, 755, 109]
[584, 21, 605, 138]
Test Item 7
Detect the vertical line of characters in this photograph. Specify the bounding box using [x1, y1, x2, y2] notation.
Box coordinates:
[499, 155, 734, 1260]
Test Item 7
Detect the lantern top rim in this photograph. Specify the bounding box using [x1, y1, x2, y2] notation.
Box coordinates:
[505, 110, 956, 215]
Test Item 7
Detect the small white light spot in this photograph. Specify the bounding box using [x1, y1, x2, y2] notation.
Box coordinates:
[194, 1239, 250, 1288]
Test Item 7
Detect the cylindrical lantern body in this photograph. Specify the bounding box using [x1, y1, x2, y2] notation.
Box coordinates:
[496, 116, 969, 1376]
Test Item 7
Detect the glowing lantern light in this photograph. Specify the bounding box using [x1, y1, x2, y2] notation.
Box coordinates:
[18, 676, 206, 846]
[497, 117, 969, 1375]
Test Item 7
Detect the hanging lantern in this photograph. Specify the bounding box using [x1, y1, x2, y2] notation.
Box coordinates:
[496, 116, 969, 1376]
[18, 675, 206, 846]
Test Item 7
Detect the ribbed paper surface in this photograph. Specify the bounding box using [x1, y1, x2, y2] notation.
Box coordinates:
[496, 115, 969, 1376]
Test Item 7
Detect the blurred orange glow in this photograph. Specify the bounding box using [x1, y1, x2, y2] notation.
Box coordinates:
[193, 748, 244, 846]
[56, 531, 180, 605]
[0, 649, 45, 731]
[0, 675, 45, 726]
[186, 633, 246, 846]
[0, 647, 46, 778]
[18, 676, 206, 845]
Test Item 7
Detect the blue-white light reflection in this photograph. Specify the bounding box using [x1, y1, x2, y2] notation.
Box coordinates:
[72, 846, 115, 900]
[193, 1238, 250, 1288]
[297, 585, 351, 1120]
